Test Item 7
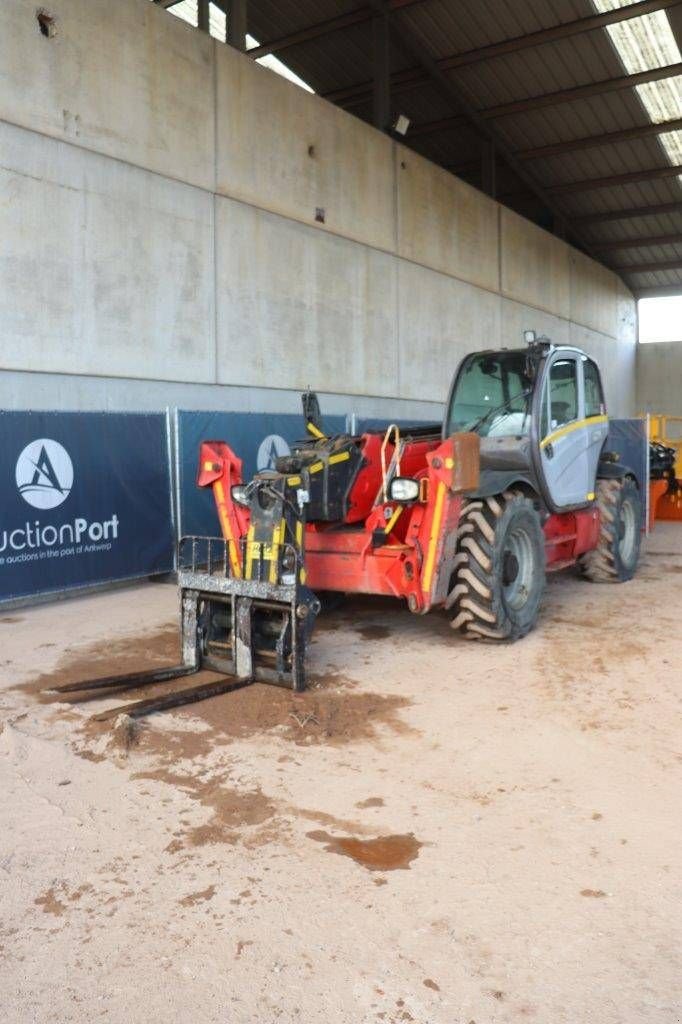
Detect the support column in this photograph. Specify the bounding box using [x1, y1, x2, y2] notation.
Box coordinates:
[197, 0, 209, 33]
[372, 12, 391, 132]
[481, 140, 497, 198]
[227, 0, 248, 51]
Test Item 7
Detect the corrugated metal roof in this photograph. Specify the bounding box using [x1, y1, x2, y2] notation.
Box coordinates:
[162, 0, 682, 293]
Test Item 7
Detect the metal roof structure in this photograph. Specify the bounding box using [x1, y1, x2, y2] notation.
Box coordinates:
[155, 0, 682, 297]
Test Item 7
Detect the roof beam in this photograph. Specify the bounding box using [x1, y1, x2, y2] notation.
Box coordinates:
[324, 0, 682, 106]
[574, 200, 682, 225]
[594, 232, 682, 251]
[482, 62, 682, 120]
[440, 0, 682, 70]
[410, 113, 468, 137]
[516, 116, 682, 160]
[247, 0, 426, 60]
[616, 258, 682, 273]
[548, 163, 682, 194]
[380, 62, 682, 137]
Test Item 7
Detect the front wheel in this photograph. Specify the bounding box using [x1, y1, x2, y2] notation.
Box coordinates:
[579, 477, 642, 582]
[449, 491, 546, 641]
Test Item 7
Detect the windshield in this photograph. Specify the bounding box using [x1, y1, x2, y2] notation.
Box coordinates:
[446, 351, 532, 438]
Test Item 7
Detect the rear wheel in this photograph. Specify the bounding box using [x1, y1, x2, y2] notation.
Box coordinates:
[579, 477, 641, 582]
[449, 491, 546, 641]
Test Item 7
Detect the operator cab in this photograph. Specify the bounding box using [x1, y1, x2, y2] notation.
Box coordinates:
[444, 340, 609, 513]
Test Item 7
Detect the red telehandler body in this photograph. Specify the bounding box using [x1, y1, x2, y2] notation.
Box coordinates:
[55, 335, 642, 716]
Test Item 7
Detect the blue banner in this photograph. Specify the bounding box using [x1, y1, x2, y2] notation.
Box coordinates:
[0, 412, 174, 601]
[177, 410, 346, 537]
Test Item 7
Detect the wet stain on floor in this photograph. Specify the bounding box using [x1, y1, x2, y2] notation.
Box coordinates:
[306, 830, 421, 871]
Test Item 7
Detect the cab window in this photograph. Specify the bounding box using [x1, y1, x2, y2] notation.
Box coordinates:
[548, 359, 578, 431]
[446, 351, 532, 438]
[583, 358, 605, 418]
[540, 386, 550, 440]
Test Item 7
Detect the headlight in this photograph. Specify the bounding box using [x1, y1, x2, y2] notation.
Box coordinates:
[231, 484, 249, 506]
[388, 477, 419, 502]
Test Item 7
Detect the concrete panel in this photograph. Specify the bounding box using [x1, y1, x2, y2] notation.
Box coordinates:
[0, 0, 214, 190]
[397, 262, 501, 403]
[0, 122, 214, 383]
[216, 198, 398, 396]
[569, 323, 635, 417]
[0, 370, 443, 424]
[499, 298, 570, 348]
[215, 48, 395, 252]
[396, 148, 499, 293]
[500, 208, 570, 320]
[636, 342, 682, 415]
[616, 280, 638, 347]
[569, 251, 619, 339]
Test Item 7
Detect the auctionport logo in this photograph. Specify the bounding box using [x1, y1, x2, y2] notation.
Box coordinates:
[15, 439, 73, 510]
[257, 434, 290, 471]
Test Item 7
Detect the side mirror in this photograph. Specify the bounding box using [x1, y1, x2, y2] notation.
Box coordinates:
[388, 477, 419, 503]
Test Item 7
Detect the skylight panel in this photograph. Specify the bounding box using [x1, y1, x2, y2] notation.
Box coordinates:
[593, 0, 682, 176]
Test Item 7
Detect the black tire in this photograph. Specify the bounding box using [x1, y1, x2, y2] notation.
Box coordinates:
[449, 491, 546, 641]
[579, 477, 642, 582]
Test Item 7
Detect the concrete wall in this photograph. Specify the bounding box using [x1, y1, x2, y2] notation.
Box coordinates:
[637, 342, 682, 415]
[0, 0, 637, 417]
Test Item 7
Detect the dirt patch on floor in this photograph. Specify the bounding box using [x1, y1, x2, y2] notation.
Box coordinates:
[34, 887, 67, 916]
[17, 626, 181, 702]
[178, 885, 216, 906]
[23, 629, 415, 764]
[15, 626, 418, 854]
[134, 765, 279, 850]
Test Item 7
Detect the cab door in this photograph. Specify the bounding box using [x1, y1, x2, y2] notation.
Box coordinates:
[539, 353, 588, 508]
[581, 355, 608, 497]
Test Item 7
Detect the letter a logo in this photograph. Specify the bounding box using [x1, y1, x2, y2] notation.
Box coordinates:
[16, 439, 74, 510]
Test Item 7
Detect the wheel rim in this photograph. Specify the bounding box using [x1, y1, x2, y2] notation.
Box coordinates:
[618, 497, 637, 565]
[502, 525, 535, 611]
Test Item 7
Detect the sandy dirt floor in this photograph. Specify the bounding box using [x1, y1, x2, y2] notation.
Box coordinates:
[1, 524, 681, 1023]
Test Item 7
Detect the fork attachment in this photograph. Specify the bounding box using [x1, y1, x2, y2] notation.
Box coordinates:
[180, 533, 319, 692]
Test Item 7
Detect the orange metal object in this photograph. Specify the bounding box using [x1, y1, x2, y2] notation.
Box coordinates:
[650, 480, 682, 523]
[197, 441, 249, 576]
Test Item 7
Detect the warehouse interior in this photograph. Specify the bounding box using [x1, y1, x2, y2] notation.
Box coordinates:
[1, 1, 681, 1021]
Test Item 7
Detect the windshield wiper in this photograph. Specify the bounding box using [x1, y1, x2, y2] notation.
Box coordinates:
[464, 388, 532, 434]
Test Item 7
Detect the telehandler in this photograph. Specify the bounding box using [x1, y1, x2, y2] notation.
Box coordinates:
[55, 333, 643, 717]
